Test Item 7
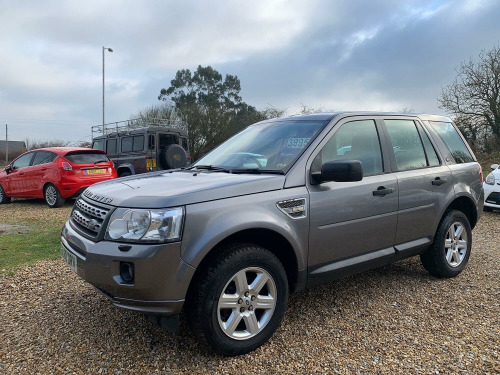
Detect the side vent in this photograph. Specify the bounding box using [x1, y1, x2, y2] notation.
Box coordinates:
[277, 198, 307, 219]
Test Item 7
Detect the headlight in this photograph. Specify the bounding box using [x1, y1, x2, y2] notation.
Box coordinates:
[105, 207, 184, 243]
[485, 173, 495, 185]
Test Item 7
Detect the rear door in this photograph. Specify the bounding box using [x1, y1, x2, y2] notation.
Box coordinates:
[307, 117, 398, 282]
[381, 118, 454, 251]
[29, 151, 58, 196]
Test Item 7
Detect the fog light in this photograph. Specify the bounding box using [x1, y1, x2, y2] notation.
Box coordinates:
[120, 262, 135, 284]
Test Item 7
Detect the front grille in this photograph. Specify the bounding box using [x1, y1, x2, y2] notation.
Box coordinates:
[71, 198, 111, 237]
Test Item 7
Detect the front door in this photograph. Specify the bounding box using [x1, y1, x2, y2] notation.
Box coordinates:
[307, 118, 398, 282]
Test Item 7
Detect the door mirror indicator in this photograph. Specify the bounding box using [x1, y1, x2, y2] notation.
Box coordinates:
[312, 160, 363, 184]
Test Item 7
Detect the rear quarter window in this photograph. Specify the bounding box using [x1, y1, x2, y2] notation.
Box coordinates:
[429, 121, 474, 163]
[65, 152, 109, 164]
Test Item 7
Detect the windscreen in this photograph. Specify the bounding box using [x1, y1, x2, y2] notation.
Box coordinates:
[194, 120, 327, 171]
[65, 152, 109, 164]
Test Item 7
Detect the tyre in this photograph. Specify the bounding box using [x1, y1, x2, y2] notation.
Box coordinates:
[0, 184, 11, 204]
[420, 210, 472, 278]
[185, 244, 288, 356]
[119, 171, 132, 177]
[44, 183, 65, 208]
[483, 206, 493, 212]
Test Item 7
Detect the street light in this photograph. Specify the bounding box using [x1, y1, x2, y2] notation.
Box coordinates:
[102, 46, 113, 127]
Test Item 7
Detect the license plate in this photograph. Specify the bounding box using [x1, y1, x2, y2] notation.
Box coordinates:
[146, 159, 157, 168]
[85, 168, 106, 175]
[61, 245, 78, 273]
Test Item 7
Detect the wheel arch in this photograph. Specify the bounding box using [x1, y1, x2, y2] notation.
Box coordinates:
[443, 195, 478, 229]
[186, 228, 301, 298]
[116, 164, 134, 176]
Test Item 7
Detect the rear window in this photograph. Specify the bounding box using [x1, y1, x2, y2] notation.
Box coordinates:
[429, 121, 474, 164]
[65, 152, 109, 164]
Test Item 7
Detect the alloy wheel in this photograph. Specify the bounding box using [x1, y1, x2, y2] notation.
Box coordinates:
[444, 221, 468, 267]
[217, 267, 277, 340]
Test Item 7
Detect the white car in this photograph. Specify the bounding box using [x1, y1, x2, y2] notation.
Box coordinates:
[483, 163, 500, 211]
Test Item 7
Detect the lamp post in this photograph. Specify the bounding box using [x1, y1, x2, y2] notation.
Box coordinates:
[102, 46, 113, 127]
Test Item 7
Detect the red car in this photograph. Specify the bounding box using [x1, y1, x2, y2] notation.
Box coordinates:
[0, 147, 117, 208]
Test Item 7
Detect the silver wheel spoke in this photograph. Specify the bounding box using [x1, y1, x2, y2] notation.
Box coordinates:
[218, 294, 240, 309]
[457, 240, 467, 250]
[243, 314, 259, 335]
[250, 273, 269, 294]
[454, 225, 464, 239]
[447, 227, 455, 240]
[452, 251, 460, 264]
[444, 239, 453, 249]
[233, 270, 248, 295]
[255, 295, 275, 310]
[446, 249, 454, 263]
[224, 312, 242, 335]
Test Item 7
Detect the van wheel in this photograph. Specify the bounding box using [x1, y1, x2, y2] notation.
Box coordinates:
[185, 244, 288, 356]
[44, 184, 65, 208]
[119, 171, 131, 177]
[0, 184, 11, 204]
[420, 210, 472, 278]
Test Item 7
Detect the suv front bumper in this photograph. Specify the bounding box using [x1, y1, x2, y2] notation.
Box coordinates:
[61, 221, 195, 315]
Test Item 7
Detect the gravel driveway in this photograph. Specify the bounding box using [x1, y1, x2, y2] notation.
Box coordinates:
[0, 206, 499, 374]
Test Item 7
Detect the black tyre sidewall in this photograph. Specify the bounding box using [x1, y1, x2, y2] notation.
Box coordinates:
[422, 210, 472, 277]
[119, 171, 131, 177]
[194, 245, 288, 355]
[0, 183, 11, 204]
[44, 183, 65, 208]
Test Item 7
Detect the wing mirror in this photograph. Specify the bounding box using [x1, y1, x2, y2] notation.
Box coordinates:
[491, 164, 499, 170]
[311, 160, 363, 184]
[4, 165, 12, 174]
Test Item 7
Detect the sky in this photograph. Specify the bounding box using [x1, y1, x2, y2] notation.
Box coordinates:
[0, 0, 499, 145]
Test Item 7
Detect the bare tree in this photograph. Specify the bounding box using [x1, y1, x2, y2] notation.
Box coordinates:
[24, 138, 69, 150]
[439, 46, 500, 150]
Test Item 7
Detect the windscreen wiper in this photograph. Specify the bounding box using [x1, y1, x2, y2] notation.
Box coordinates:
[188, 165, 232, 173]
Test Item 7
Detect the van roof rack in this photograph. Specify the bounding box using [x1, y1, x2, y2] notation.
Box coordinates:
[91, 118, 188, 140]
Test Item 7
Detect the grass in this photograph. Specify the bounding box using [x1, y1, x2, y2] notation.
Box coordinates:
[0, 227, 62, 276]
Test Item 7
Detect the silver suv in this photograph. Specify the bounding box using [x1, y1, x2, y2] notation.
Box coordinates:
[61, 112, 483, 356]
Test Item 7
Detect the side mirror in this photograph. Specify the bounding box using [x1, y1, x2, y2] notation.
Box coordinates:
[311, 160, 363, 184]
[491, 164, 498, 170]
[4, 165, 12, 174]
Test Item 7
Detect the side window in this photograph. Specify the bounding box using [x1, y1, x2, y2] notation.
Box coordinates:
[429, 121, 474, 163]
[385, 120, 427, 171]
[417, 124, 440, 167]
[133, 135, 144, 152]
[12, 153, 34, 169]
[121, 137, 133, 153]
[107, 139, 117, 155]
[92, 139, 105, 151]
[313, 119, 383, 176]
[32, 151, 57, 166]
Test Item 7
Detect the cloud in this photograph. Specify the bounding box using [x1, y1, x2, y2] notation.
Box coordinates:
[0, 0, 499, 142]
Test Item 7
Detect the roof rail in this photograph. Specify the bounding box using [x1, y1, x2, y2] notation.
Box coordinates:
[91, 118, 188, 139]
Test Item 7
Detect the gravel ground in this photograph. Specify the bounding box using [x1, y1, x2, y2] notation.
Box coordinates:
[0, 205, 499, 374]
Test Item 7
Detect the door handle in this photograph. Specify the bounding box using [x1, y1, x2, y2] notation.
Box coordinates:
[432, 177, 447, 186]
[373, 186, 395, 196]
